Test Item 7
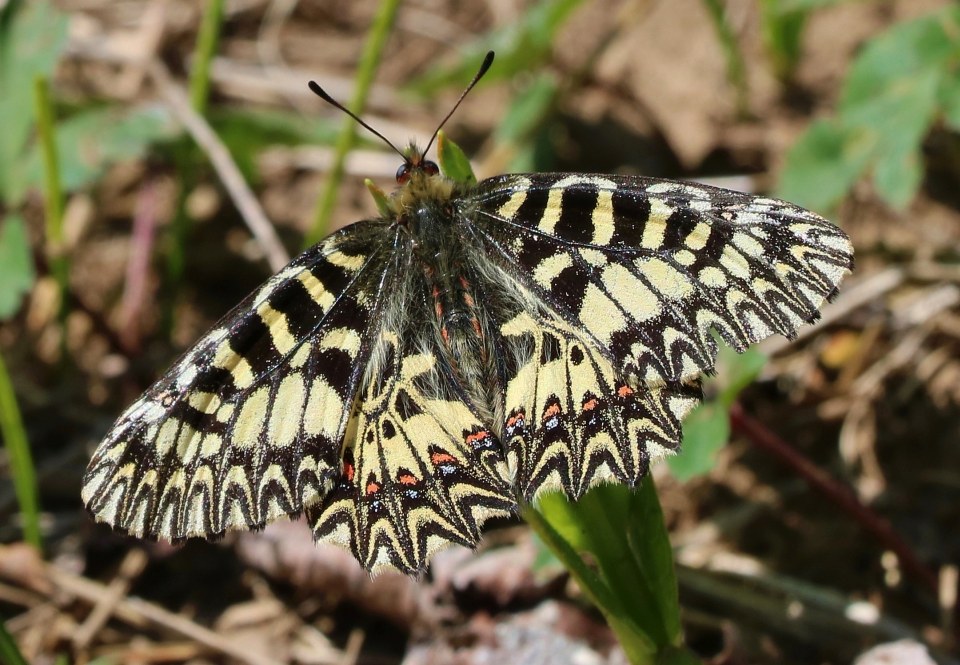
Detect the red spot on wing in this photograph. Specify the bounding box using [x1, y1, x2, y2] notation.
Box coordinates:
[542, 402, 562, 420]
[617, 384, 634, 398]
[507, 411, 526, 428]
[582, 397, 599, 412]
[365, 480, 381, 496]
[465, 429, 491, 447]
[430, 451, 458, 466]
[398, 472, 418, 486]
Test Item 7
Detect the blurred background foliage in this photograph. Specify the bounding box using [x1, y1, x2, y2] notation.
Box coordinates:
[1, 0, 959, 663]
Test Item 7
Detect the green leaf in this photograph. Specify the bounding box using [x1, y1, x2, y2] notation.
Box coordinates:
[0, 349, 41, 549]
[437, 131, 476, 185]
[837, 8, 959, 208]
[625, 480, 682, 644]
[497, 73, 558, 144]
[667, 402, 730, 482]
[16, 105, 179, 204]
[364, 179, 392, 217]
[408, 0, 583, 93]
[0, 215, 35, 319]
[777, 119, 872, 213]
[872, 138, 925, 210]
[779, 7, 960, 211]
[716, 345, 767, 407]
[938, 74, 960, 131]
[840, 8, 959, 110]
[526, 493, 660, 663]
[844, 67, 941, 209]
[0, 0, 68, 202]
[536, 484, 682, 648]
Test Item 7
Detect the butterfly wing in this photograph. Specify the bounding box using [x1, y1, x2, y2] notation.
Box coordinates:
[496, 307, 702, 502]
[463, 173, 852, 501]
[309, 269, 516, 575]
[82, 223, 392, 540]
[468, 173, 854, 386]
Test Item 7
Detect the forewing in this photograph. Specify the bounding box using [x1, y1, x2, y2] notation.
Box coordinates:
[468, 174, 854, 385]
[309, 326, 515, 575]
[82, 223, 390, 540]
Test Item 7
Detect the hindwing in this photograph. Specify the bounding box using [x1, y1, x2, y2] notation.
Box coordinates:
[309, 327, 515, 575]
[495, 302, 701, 502]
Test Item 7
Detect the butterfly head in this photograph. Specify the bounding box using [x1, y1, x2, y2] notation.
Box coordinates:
[390, 143, 455, 219]
[396, 144, 440, 184]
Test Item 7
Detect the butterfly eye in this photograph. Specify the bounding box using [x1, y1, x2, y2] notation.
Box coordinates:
[396, 164, 411, 184]
[422, 160, 440, 176]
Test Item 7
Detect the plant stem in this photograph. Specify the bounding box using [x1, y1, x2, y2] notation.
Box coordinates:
[190, 0, 225, 114]
[0, 352, 41, 550]
[701, 0, 750, 118]
[305, 0, 401, 247]
[729, 402, 939, 594]
[166, 0, 225, 333]
[523, 501, 659, 665]
[32, 76, 68, 326]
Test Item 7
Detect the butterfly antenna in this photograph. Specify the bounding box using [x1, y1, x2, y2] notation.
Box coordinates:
[421, 50, 495, 158]
[307, 80, 406, 160]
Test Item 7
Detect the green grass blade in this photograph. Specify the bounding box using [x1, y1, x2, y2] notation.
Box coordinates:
[527, 482, 704, 663]
[165, 0, 226, 333]
[408, 0, 584, 93]
[189, 0, 226, 115]
[523, 499, 659, 665]
[32, 76, 68, 327]
[0, 618, 29, 665]
[0, 351, 42, 550]
[700, 0, 749, 117]
[305, 0, 401, 247]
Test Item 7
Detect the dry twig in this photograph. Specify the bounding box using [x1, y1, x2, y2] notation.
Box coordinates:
[148, 59, 291, 272]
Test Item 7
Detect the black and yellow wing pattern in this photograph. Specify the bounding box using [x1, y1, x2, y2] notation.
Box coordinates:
[83, 166, 852, 575]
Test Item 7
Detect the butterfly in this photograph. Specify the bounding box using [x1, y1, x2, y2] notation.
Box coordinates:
[82, 52, 853, 575]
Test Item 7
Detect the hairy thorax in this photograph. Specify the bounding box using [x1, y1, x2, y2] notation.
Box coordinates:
[377, 171, 514, 426]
